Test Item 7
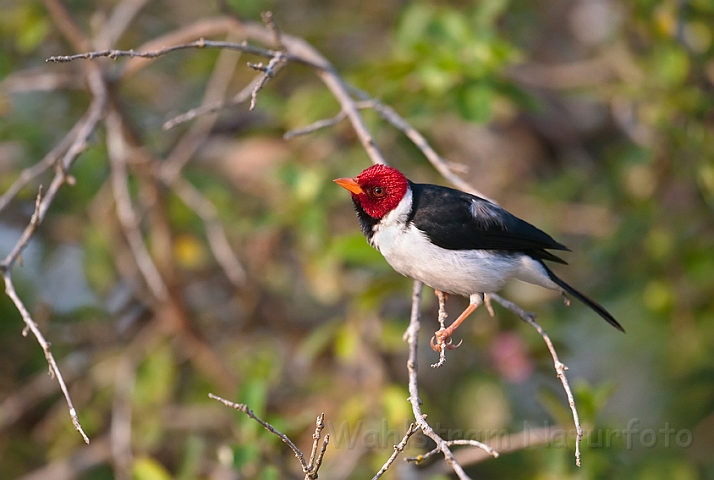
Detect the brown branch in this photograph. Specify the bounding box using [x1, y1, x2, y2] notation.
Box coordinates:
[405, 281, 498, 480]
[208, 394, 329, 479]
[1, 0, 108, 442]
[246, 12, 289, 110]
[247, 50, 288, 110]
[348, 89, 493, 200]
[2, 188, 90, 444]
[408, 439, 500, 464]
[372, 423, 419, 480]
[488, 293, 583, 466]
[47, 38, 273, 64]
[159, 38, 245, 181]
[162, 78, 257, 131]
[283, 101, 374, 139]
[412, 426, 557, 476]
[105, 111, 169, 301]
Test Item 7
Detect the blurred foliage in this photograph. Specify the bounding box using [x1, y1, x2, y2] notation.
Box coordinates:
[1, 0, 714, 479]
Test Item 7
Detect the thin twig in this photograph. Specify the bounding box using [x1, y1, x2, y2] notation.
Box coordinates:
[162, 78, 257, 130]
[48, 38, 268, 64]
[371, 423, 419, 480]
[160, 38, 245, 182]
[284, 110, 348, 139]
[283, 101, 374, 139]
[2, 188, 90, 444]
[106, 111, 168, 301]
[488, 293, 583, 466]
[1, 4, 107, 440]
[306, 413, 330, 480]
[246, 11, 289, 110]
[248, 50, 288, 110]
[208, 394, 329, 479]
[407, 439, 499, 464]
[261, 11, 286, 51]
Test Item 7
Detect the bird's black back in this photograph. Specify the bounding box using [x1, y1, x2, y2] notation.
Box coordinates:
[407, 182, 569, 264]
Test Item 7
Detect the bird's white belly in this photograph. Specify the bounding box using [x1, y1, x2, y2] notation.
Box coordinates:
[372, 223, 525, 297]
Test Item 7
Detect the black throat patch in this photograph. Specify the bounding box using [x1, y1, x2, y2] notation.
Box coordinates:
[353, 198, 379, 244]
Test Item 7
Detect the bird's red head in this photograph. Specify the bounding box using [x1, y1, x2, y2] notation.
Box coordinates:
[334, 165, 409, 219]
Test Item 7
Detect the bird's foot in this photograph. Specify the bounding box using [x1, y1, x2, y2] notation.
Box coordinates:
[430, 328, 463, 352]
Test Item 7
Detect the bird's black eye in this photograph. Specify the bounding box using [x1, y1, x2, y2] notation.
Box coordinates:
[372, 186, 385, 197]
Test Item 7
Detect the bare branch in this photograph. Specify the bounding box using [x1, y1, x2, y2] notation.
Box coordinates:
[106, 111, 168, 301]
[248, 50, 288, 110]
[47, 38, 272, 64]
[283, 101, 373, 139]
[261, 11, 286, 51]
[162, 78, 257, 131]
[306, 413, 329, 480]
[1, 1, 108, 444]
[412, 426, 557, 476]
[489, 293, 583, 466]
[405, 281, 498, 480]
[372, 423, 419, 480]
[408, 439, 498, 465]
[284, 111, 348, 139]
[2, 189, 90, 444]
[244, 12, 289, 110]
[160, 40, 245, 181]
[208, 394, 329, 479]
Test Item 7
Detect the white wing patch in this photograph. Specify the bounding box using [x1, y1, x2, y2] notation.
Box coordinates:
[469, 199, 506, 229]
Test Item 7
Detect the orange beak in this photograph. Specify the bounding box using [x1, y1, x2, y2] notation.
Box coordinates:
[333, 177, 364, 195]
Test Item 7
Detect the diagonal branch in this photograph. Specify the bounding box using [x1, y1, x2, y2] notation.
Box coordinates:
[488, 293, 583, 466]
[208, 394, 329, 479]
[372, 422, 419, 480]
[2, 188, 90, 444]
[105, 111, 168, 301]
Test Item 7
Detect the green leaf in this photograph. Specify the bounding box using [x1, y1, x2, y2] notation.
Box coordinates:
[456, 83, 494, 122]
[133, 456, 172, 480]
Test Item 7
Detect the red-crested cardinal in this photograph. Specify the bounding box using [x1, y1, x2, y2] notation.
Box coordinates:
[335, 164, 624, 352]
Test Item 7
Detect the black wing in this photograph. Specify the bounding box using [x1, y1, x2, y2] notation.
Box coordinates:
[407, 182, 569, 264]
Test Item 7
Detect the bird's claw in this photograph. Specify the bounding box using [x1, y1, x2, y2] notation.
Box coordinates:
[430, 329, 462, 352]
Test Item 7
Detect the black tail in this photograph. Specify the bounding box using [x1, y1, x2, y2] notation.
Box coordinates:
[544, 266, 625, 333]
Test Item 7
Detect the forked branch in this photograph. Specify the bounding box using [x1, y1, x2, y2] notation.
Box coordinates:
[208, 394, 329, 479]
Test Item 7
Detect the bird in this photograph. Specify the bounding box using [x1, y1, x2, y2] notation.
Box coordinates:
[334, 164, 624, 352]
